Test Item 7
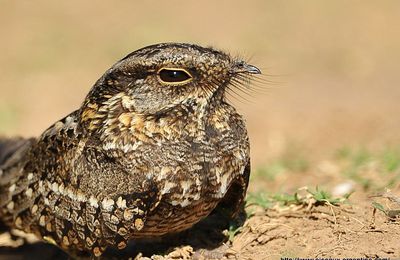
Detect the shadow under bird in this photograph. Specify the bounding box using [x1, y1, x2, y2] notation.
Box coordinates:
[0, 43, 261, 257]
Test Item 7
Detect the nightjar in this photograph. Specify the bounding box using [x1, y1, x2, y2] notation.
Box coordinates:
[0, 43, 260, 257]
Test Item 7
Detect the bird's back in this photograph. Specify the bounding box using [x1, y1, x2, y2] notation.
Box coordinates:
[0, 137, 35, 174]
[0, 138, 31, 167]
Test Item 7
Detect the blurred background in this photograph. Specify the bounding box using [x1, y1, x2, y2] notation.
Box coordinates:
[0, 0, 399, 167]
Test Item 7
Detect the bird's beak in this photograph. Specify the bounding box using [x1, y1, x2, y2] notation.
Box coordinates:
[232, 62, 261, 75]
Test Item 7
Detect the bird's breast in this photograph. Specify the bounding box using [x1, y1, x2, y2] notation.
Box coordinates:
[99, 105, 249, 211]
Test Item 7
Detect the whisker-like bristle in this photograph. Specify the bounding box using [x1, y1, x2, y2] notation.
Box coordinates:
[236, 74, 278, 84]
[231, 76, 269, 95]
[225, 82, 253, 103]
[231, 79, 268, 94]
[229, 80, 254, 97]
[226, 87, 251, 103]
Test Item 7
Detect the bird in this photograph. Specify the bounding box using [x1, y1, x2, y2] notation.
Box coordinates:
[0, 43, 260, 257]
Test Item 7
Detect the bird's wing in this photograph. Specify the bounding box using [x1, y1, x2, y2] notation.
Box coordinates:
[216, 159, 250, 219]
[0, 137, 36, 190]
[53, 138, 162, 255]
[0, 137, 34, 170]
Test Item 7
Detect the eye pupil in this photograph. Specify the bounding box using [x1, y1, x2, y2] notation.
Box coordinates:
[159, 69, 192, 83]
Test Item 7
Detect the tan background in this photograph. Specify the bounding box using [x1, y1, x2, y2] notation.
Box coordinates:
[1, 0, 399, 167]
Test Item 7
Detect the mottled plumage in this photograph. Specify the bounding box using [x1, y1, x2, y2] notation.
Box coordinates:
[0, 43, 260, 257]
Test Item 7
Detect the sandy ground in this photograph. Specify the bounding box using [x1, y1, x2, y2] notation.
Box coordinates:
[0, 1, 400, 259]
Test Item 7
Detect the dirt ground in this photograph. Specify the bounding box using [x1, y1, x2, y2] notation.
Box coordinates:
[1, 1, 400, 259]
[135, 150, 400, 259]
[227, 166, 400, 259]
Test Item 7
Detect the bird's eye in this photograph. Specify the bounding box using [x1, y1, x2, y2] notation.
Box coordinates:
[157, 68, 193, 85]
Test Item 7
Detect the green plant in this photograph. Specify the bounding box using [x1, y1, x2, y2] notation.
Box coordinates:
[372, 201, 400, 219]
[272, 192, 302, 206]
[247, 186, 351, 210]
[226, 222, 243, 242]
[246, 193, 274, 209]
[306, 186, 352, 206]
[381, 148, 400, 173]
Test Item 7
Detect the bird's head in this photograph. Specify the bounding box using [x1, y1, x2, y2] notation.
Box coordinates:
[79, 43, 260, 131]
